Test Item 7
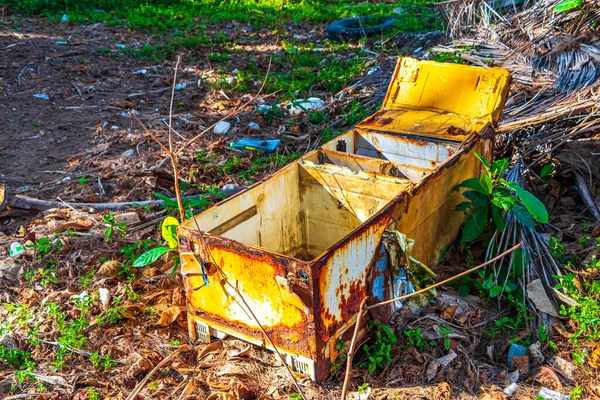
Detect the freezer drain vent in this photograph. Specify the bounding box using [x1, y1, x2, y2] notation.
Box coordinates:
[290, 355, 315, 381]
[195, 320, 211, 343]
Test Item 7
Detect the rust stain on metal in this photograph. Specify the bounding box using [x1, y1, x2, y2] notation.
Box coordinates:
[178, 57, 511, 382]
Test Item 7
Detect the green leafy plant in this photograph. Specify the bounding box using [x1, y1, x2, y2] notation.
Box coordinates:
[553, 0, 582, 13]
[360, 321, 397, 374]
[133, 217, 180, 276]
[403, 327, 428, 351]
[102, 212, 127, 242]
[438, 325, 453, 351]
[456, 153, 548, 242]
[357, 382, 370, 392]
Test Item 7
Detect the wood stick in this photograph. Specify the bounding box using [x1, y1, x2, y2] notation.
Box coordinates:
[125, 346, 188, 400]
[10, 188, 244, 211]
[340, 297, 368, 400]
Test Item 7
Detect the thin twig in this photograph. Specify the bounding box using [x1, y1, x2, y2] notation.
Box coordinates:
[341, 297, 368, 400]
[366, 243, 522, 311]
[125, 346, 187, 400]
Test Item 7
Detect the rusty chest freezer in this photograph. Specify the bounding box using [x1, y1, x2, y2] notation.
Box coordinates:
[177, 58, 511, 382]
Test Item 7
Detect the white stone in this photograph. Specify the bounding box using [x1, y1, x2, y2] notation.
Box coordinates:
[214, 121, 231, 135]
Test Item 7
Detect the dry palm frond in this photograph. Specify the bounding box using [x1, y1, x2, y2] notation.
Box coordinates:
[434, 0, 600, 92]
[484, 161, 566, 328]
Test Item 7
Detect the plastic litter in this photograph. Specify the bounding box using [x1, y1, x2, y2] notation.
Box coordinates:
[115, 44, 126, 49]
[8, 242, 24, 258]
[120, 110, 140, 118]
[133, 69, 148, 75]
[33, 94, 50, 100]
[503, 383, 518, 395]
[538, 387, 570, 400]
[174, 82, 187, 90]
[229, 138, 281, 153]
[286, 97, 324, 115]
[61, 14, 69, 23]
[248, 122, 260, 130]
[508, 343, 527, 367]
[214, 121, 231, 135]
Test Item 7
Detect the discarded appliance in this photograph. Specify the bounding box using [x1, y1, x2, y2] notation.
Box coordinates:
[177, 58, 511, 382]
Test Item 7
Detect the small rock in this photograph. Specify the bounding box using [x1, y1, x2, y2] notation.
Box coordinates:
[549, 356, 577, 380]
[248, 122, 260, 130]
[214, 121, 231, 135]
[114, 212, 140, 225]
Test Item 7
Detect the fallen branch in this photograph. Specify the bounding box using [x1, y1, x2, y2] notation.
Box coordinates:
[340, 297, 368, 400]
[9, 188, 243, 211]
[125, 345, 190, 400]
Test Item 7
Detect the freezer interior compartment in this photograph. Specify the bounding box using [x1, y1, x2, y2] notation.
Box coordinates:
[183, 162, 412, 261]
[322, 129, 460, 181]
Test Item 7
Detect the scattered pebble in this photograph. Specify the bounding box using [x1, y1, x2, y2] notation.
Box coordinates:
[214, 121, 231, 135]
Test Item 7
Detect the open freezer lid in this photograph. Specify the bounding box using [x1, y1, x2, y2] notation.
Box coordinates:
[357, 57, 511, 142]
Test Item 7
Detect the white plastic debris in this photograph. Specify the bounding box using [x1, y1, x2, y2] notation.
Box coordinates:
[111, 125, 119, 131]
[436, 350, 457, 368]
[214, 121, 231, 135]
[115, 44, 126, 49]
[133, 69, 148, 75]
[538, 387, 569, 400]
[121, 149, 135, 158]
[248, 122, 260, 129]
[503, 383, 518, 396]
[174, 82, 187, 90]
[72, 291, 90, 301]
[231, 68, 239, 74]
[255, 104, 271, 112]
[8, 242, 24, 258]
[98, 288, 111, 310]
[286, 97, 324, 115]
[33, 94, 50, 100]
[222, 184, 236, 192]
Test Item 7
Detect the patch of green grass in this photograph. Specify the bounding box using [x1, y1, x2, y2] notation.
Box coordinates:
[4, 0, 441, 33]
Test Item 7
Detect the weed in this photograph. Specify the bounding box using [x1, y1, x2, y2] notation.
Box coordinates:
[169, 339, 180, 347]
[556, 273, 600, 344]
[357, 382, 369, 392]
[149, 381, 159, 391]
[360, 321, 397, 374]
[80, 269, 96, 290]
[90, 352, 118, 369]
[97, 297, 125, 326]
[456, 153, 548, 243]
[403, 327, 428, 351]
[570, 385, 585, 400]
[102, 212, 127, 242]
[86, 387, 100, 400]
[78, 176, 87, 187]
[438, 325, 453, 350]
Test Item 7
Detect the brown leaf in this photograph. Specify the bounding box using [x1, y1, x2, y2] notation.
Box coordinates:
[512, 355, 529, 374]
[156, 306, 185, 326]
[54, 218, 93, 232]
[126, 358, 153, 378]
[440, 305, 458, 320]
[97, 260, 122, 277]
[112, 99, 135, 109]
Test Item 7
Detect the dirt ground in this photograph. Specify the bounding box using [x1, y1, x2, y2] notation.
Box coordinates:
[1, 13, 596, 400]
